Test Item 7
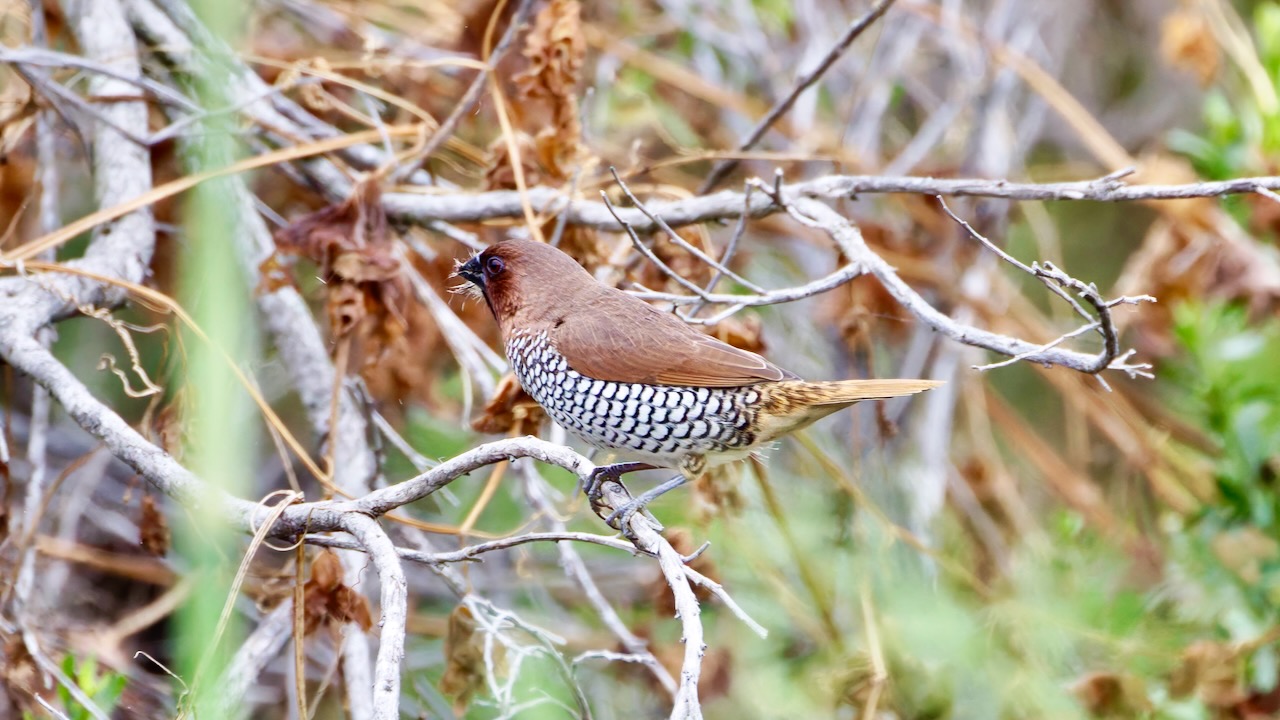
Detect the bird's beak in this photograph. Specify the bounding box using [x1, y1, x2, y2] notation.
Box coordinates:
[457, 255, 485, 291]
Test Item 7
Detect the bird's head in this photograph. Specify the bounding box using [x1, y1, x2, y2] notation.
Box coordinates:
[455, 240, 593, 333]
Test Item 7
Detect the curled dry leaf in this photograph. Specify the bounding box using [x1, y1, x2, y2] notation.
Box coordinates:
[272, 181, 410, 359]
[1160, 8, 1220, 86]
[1169, 640, 1245, 708]
[709, 314, 766, 355]
[471, 373, 546, 435]
[483, 131, 544, 190]
[555, 224, 608, 269]
[512, 0, 585, 180]
[693, 465, 745, 520]
[302, 549, 373, 635]
[1210, 528, 1279, 584]
[138, 493, 170, 557]
[1117, 220, 1280, 355]
[1069, 671, 1153, 717]
[440, 604, 503, 715]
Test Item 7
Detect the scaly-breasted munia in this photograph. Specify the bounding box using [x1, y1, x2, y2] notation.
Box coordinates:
[458, 240, 941, 524]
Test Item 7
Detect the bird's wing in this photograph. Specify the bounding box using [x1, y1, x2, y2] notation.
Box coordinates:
[550, 289, 798, 387]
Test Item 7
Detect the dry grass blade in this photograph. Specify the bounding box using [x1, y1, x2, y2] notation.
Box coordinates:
[1, 125, 423, 264]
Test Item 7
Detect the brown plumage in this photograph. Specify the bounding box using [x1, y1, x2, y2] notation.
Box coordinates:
[458, 239, 940, 518]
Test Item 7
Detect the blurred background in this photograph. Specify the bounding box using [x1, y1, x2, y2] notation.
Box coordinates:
[1, 0, 1279, 718]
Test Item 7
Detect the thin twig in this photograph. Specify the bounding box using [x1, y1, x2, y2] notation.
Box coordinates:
[934, 196, 1155, 379]
[517, 462, 678, 696]
[699, 0, 898, 192]
[307, 529, 638, 562]
[683, 566, 768, 639]
[390, 0, 537, 181]
[611, 168, 765, 293]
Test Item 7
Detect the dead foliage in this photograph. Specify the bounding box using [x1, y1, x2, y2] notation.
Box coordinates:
[300, 549, 373, 635]
[471, 372, 547, 435]
[272, 181, 410, 350]
[439, 604, 504, 714]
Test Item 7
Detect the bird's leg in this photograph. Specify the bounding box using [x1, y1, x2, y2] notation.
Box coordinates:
[583, 461, 656, 501]
[606, 455, 705, 539]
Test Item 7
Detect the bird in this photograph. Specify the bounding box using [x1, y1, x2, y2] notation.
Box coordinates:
[456, 239, 942, 528]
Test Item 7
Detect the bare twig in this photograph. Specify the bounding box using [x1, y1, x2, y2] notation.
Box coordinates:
[215, 601, 295, 717]
[517, 462, 678, 696]
[382, 171, 1280, 233]
[594, 482, 706, 720]
[683, 566, 767, 639]
[390, 0, 538, 181]
[743, 180, 1154, 380]
[699, 0, 898, 192]
[307, 529, 637, 562]
[611, 168, 765, 293]
[339, 514, 406, 720]
[934, 196, 1155, 382]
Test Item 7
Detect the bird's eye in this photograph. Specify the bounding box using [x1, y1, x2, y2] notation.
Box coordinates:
[485, 256, 506, 277]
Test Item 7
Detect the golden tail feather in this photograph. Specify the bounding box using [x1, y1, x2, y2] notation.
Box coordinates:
[752, 378, 943, 443]
[794, 378, 945, 406]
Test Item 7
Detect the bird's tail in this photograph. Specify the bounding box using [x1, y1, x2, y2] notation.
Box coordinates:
[785, 378, 944, 406]
[752, 379, 943, 442]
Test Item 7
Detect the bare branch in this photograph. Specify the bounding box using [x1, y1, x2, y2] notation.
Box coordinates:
[307, 530, 637, 562]
[380, 171, 1280, 232]
[339, 514, 407, 720]
[594, 482, 706, 720]
[935, 196, 1155, 379]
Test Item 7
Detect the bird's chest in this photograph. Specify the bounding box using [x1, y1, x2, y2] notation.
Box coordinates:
[504, 331, 759, 461]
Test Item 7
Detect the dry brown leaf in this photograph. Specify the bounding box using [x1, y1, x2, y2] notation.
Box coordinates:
[555, 224, 607, 269]
[1160, 8, 1220, 86]
[1238, 683, 1280, 719]
[483, 131, 544, 190]
[694, 466, 745, 520]
[709, 314, 766, 355]
[440, 604, 503, 714]
[274, 181, 410, 354]
[512, 0, 585, 179]
[1169, 640, 1245, 708]
[1210, 528, 1280, 584]
[471, 373, 547, 435]
[138, 493, 171, 557]
[1, 636, 42, 716]
[302, 549, 373, 635]
[1069, 671, 1153, 717]
[1117, 216, 1280, 356]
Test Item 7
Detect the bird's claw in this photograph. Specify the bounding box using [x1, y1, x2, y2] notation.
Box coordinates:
[583, 466, 613, 503]
[582, 462, 655, 504]
[605, 498, 662, 542]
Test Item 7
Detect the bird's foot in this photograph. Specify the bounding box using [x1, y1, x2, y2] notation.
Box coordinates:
[605, 474, 687, 540]
[583, 461, 655, 502]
